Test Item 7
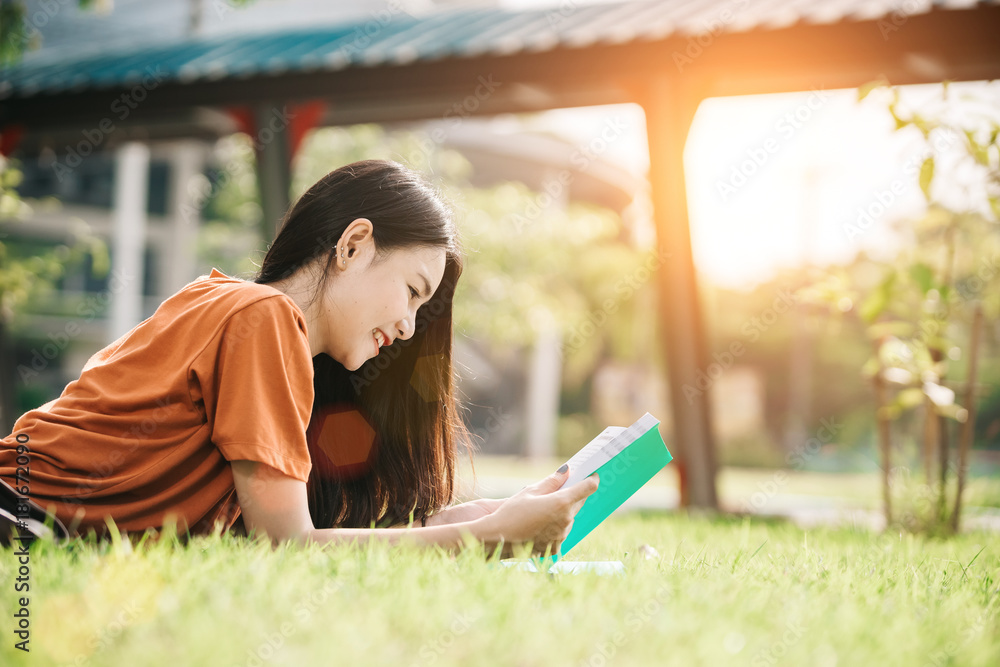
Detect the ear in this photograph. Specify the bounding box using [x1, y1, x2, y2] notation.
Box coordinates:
[339, 218, 375, 259]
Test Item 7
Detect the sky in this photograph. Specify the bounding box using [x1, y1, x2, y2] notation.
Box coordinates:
[527, 80, 1000, 290]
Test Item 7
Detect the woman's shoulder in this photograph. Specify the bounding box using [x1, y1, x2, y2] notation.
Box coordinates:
[178, 268, 299, 316]
[142, 268, 308, 345]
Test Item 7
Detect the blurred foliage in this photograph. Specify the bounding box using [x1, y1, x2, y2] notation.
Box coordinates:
[0, 0, 107, 65]
[800, 81, 1000, 434]
[0, 0, 258, 65]
[0, 156, 109, 322]
[196, 134, 265, 278]
[0, 153, 108, 431]
[797, 80, 1000, 533]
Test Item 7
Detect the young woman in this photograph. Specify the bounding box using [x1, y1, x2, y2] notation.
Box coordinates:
[0, 159, 598, 557]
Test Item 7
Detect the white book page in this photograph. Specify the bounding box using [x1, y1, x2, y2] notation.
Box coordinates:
[557, 412, 660, 489]
[560, 427, 626, 488]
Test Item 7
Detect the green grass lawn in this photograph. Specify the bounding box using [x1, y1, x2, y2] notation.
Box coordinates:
[2, 511, 998, 667]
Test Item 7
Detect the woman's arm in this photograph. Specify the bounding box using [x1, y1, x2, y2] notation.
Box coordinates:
[230, 460, 501, 555]
[388, 498, 507, 529]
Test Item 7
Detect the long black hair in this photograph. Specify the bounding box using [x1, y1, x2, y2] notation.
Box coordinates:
[254, 159, 476, 529]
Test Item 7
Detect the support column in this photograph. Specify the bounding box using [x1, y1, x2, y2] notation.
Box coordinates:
[525, 309, 561, 461]
[639, 74, 718, 509]
[161, 141, 205, 295]
[253, 102, 292, 243]
[109, 141, 150, 342]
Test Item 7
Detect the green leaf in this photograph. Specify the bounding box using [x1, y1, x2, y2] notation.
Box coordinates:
[965, 129, 989, 166]
[868, 321, 915, 339]
[937, 403, 969, 423]
[910, 263, 934, 294]
[918, 156, 934, 202]
[889, 102, 907, 131]
[860, 272, 896, 323]
[878, 404, 902, 421]
[912, 114, 934, 139]
[894, 387, 925, 410]
[858, 79, 887, 102]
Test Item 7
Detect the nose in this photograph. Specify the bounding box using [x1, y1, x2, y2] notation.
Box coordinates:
[396, 313, 415, 341]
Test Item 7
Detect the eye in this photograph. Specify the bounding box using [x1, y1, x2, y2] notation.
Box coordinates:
[409, 286, 419, 299]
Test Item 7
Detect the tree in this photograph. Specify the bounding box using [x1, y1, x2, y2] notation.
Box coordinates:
[800, 80, 999, 534]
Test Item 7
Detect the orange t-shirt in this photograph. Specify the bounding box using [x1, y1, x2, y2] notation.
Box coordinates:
[0, 268, 314, 538]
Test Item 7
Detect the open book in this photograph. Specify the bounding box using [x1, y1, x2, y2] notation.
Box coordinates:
[514, 412, 672, 571]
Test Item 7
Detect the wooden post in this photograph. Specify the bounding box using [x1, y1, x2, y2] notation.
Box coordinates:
[951, 303, 984, 532]
[638, 73, 718, 510]
[923, 394, 939, 487]
[872, 337, 892, 525]
[253, 102, 292, 243]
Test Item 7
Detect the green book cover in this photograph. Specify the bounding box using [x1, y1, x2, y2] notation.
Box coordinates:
[541, 412, 672, 567]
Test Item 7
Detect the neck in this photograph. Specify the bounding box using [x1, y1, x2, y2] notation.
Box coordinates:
[267, 273, 324, 358]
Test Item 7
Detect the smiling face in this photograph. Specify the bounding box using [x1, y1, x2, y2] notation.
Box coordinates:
[317, 221, 447, 371]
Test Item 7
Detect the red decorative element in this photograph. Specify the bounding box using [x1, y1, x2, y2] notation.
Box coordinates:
[306, 403, 378, 481]
[224, 101, 326, 162]
[288, 100, 326, 159]
[0, 124, 26, 157]
[225, 107, 256, 137]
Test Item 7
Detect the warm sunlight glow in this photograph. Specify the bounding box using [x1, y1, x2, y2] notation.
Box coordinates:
[530, 80, 1000, 290]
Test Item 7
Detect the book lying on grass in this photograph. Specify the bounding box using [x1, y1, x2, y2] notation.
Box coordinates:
[504, 412, 672, 573]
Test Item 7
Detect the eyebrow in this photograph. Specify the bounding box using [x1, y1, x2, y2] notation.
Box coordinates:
[419, 273, 432, 299]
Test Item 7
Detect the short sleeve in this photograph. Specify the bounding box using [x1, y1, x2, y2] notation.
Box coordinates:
[201, 296, 315, 482]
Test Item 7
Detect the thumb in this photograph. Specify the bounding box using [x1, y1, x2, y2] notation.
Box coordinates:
[564, 472, 600, 506]
[532, 464, 570, 495]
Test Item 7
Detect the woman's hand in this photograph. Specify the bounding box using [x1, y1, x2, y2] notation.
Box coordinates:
[425, 498, 506, 526]
[474, 465, 599, 559]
